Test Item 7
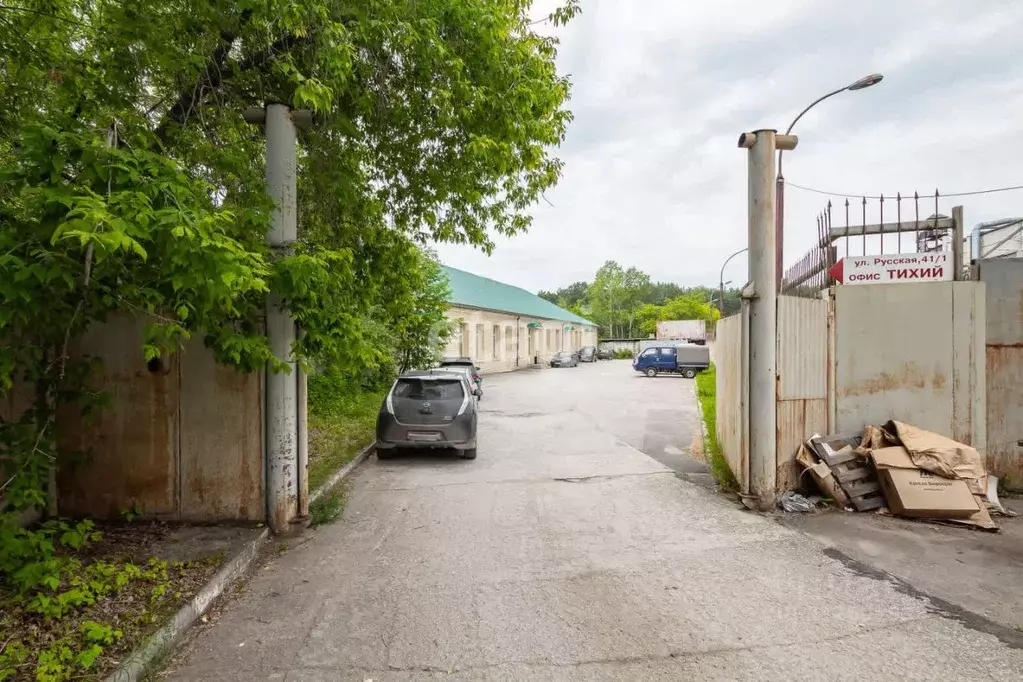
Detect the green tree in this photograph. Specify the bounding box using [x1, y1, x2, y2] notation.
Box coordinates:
[645, 281, 686, 305]
[588, 261, 626, 338]
[0, 0, 580, 526]
[636, 294, 718, 337]
[538, 281, 588, 308]
[387, 250, 452, 374]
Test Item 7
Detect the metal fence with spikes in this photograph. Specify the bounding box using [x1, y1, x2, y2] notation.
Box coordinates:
[781, 189, 957, 297]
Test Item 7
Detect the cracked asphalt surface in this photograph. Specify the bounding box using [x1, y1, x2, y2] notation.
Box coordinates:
[167, 361, 1023, 680]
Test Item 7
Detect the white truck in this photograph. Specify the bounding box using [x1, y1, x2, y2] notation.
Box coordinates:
[655, 320, 707, 345]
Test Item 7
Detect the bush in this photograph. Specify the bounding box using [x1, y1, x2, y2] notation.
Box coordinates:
[612, 348, 635, 359]
[306, 369, 388, 492]
[694, 363, 738, 490]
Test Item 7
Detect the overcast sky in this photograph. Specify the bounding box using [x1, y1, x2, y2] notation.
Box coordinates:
[435, 0, 1023, 293]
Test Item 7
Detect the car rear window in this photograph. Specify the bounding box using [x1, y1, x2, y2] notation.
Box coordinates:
[394, 378, 464, 400]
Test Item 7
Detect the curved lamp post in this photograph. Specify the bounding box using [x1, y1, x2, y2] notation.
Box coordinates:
[775, 73, 883, 288]
[719, 248, 748, 316]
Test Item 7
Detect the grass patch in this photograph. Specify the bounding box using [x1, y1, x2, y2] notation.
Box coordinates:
[309, 486, 348, 527]
[695, 363, 738, 491]
[307, 385, 385, 492]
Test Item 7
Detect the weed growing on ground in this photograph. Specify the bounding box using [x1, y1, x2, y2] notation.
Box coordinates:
[0, 520, 217, 681]
[309, 486, 349, 527]
[694, 363, 738, 491]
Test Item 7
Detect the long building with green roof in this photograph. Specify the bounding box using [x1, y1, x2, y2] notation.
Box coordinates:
[440, 265, 598, 372]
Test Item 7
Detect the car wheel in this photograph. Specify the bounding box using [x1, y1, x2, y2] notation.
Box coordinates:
[461, 448, 477, 460]
[376, 448, 394, 459]
[645, 367, 658, 378]
[682, 368, 696, 379]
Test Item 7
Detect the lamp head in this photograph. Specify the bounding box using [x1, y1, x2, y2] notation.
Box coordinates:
[847, 73, 883, 91]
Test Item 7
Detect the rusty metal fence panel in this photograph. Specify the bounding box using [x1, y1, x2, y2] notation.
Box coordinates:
[831, 282, 984, 451]
[55, 314, 265, 521]
[978, 258, 1023, 482]
[715, 308, 747, 493]
[775, 296, 829, 490]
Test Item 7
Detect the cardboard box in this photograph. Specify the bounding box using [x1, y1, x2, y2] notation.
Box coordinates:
[871, 446, 978, 519]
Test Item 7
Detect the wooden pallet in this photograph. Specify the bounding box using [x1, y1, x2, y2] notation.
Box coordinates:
[809, 435, 885, 511]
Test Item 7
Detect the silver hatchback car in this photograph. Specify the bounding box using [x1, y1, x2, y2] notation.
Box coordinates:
[375, 370, 479, 459]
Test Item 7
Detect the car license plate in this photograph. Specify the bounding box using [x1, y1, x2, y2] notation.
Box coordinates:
[408, 431, 441, 442]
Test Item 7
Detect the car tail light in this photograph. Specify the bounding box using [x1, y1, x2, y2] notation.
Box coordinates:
[456, 388, 471, 416]
[384, 381, 397, 414]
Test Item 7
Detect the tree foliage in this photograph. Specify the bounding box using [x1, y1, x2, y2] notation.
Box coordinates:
[636, 295, 720, 337]
[538, 261, 741, 339]
[0, 0, 578, 534]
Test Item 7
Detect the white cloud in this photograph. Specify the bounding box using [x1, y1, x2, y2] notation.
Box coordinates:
[437, 0, 1023, 292]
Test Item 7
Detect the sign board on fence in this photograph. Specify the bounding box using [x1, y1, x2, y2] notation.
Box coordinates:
[828, 252, 952, 285]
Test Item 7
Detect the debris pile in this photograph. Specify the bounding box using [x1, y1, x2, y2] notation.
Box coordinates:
[794, 420, 1001, 530]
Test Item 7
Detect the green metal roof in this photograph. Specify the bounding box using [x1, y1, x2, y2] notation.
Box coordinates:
[441, 265, 596, 326]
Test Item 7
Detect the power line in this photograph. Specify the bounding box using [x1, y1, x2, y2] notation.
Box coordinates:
[785, 180, 1023, 200]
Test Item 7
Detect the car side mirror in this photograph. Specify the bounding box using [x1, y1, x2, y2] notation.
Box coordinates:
[473, 388, 482, 397]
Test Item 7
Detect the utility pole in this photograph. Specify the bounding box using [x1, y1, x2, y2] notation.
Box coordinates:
[245, 103, 312, 533]
[737, 129, 797, 508]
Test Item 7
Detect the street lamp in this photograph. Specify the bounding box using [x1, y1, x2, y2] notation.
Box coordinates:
[719, 248, 748, 316]
[775, 73, 883, 288]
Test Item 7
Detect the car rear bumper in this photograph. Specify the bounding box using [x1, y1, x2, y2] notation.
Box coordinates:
[376, 438, 477, 451]
[376, 414, 476, 450]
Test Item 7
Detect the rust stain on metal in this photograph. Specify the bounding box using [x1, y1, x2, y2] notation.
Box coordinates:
[837, 362, 942, 397]
[179, 338, 264, 522]
[986, 345, 1023, 480]
[58, 316, 179, 519]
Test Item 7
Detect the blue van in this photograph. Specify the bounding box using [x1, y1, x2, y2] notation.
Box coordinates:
[633, 345, 710, 378]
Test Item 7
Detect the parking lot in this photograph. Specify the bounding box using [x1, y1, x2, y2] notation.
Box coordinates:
[169, 360, 1023, 680]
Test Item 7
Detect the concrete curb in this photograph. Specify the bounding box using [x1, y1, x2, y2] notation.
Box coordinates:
[693, 379, 710, 449]
[105, 526, 270, 682]
[309, 440, 376, 504]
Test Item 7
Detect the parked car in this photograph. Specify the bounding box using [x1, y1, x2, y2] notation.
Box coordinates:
[578, 346, 597, 362]
[439, 365, 482, 400]
[550, 351, 579, 368]
[376, 370, 479, 459]
[438, 356, 482, 388]
[632, 345, 710, 378]
[596, 348, 614, 360]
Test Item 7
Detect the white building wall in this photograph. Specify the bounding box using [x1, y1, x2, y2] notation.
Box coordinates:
[443, 306, 598, 373]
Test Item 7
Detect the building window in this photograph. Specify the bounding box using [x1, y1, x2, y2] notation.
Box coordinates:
[476, 324, 484, 359]
[506, 326, 514, 357]
[492, 325, 500, 360]
[460, 322, 470, 356]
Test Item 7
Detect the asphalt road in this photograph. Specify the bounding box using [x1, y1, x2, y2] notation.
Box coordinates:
[167, 361, 1023, 680]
